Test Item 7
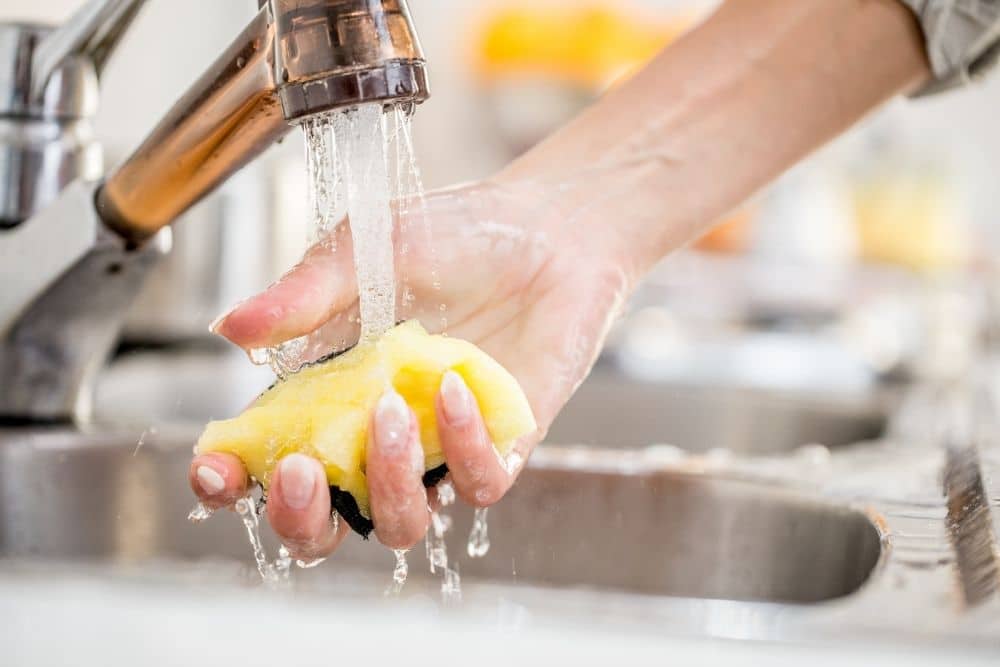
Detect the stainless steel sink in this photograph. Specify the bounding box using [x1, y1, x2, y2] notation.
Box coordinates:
[546, 367, 891, 453]
[93, 351, 893, 455]
[0, 427, 881, 605]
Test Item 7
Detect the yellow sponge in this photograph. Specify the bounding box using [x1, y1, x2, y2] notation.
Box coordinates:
[197, 320, 536, 535]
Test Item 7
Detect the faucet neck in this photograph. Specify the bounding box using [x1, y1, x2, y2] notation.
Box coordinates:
[97, 6, 285, 242]
[97, 0, 429, 243]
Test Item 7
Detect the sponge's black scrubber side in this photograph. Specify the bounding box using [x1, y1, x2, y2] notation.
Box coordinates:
[330, 463, 450, 538]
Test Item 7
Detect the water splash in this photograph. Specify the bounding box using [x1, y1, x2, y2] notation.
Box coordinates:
[302, 113, 340, 240]
[274, 544, 293, 580]
[437, 480, 456, 507]
[386, 104, 445, 330]
[427, 510, 451, 574]
[423, 480, 462, 602]
[441, 564, 462, 604]
[132, 426, 156, 457]
[187, 502, 214, 524]
[268, 335, 309, 379]
[385, 548, 409, 596]
[504, 451, 524, 476]
[247, 347, 271, 366]
[234, 494, 290, 588]
[467, 507, 491, 558]
[234, 496, 269, 579]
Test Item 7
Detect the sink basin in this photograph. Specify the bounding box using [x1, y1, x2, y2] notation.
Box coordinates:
[0, 427, 882, 604]
[546, 368, 891, 453]
[94, 352, 891, 455]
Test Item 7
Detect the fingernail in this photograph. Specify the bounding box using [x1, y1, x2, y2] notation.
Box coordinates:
[278, 454, 318, 510]
[196, 465, 225, 495]
[440, 371, 474, 426]
[376, 390, 410, 453]
[208, 309, 231, 334]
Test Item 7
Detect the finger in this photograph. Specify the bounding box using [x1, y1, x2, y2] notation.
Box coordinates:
[213, 226, 358, 349]
[189, 453, 249, 509]
[435, 370, 511, 507]
[367, 390, 431, 549]
[267, 453, 348, 560]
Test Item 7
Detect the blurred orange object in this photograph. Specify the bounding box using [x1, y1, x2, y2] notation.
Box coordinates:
[695, 207, 754, 254]
[476, 3, 695, 91]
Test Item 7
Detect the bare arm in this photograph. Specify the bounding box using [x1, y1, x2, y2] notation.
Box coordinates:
[499, 0, 931, 277]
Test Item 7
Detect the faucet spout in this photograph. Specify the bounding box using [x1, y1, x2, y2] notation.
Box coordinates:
[96, 0, 429, 243]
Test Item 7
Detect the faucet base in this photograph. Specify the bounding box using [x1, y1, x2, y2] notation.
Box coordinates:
[0, 181, 170, 423]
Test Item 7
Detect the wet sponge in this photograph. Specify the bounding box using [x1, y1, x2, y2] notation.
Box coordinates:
[196, 320, 536, 536]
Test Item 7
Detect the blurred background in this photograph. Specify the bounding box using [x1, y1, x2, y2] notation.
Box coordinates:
[5, 0, 999, 447]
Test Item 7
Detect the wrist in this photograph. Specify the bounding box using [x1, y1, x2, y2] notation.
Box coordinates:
[492, 154, 681, 288]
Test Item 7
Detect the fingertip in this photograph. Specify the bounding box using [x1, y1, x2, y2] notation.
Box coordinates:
[189, 453, 248, 508]
[268, 454, 343, 559]
[211, 240, 356, 349]
[435, 379, 512, 508]
[467, 476, 508, 508]
[438, 370, 476, 427]
[212, 289, 302, 350]
[369, 392, 431, 549]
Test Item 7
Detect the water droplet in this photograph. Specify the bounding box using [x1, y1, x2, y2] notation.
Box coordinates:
[504, 452, 524, 475]
[132, 429, 148, 456]
[437, 480, 455, 506]
[295, 556, 326, 569]
[187, 502, 214, 523]
[274, 545, 293, 579]
[247, 347, 271, 366]
[385, 548, 409, 596]
[235, 493, 290, 588]
[467, 507, 490, 558]
[441, 566, 462, 604]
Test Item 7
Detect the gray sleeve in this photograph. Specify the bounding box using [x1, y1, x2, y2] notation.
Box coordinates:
[900, 0, 1000, 94]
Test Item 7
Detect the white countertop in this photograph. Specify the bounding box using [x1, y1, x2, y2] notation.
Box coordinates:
[3, 570, 997, 667]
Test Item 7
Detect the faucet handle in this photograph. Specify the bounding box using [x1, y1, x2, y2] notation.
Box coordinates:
[30, 0, 148, 103]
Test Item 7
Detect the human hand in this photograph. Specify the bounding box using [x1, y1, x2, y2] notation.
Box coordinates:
[189, 179, 632, 558]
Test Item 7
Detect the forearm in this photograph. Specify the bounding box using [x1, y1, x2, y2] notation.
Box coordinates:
[496, 0, 930, 281]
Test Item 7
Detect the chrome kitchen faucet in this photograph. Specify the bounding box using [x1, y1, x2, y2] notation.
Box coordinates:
[0, 0, 429, 422]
